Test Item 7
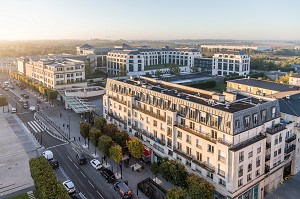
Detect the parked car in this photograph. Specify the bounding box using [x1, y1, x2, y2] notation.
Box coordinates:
[114, 181, 133, 199]
[90, 159, 102, 170]
[4, 87, 9, 91]
[63, 180, 76, 195]
[100, 168, 116, 183]
[49, 159, 59, 169]
[11, 108, 16, 113]
[22, 103, 29, 109]
[76, 152, 87, 165]
[42, 150, 54, 160]
[23, 94, 29, 99]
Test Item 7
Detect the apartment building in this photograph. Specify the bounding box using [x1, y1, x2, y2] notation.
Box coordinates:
[212, 51, 250, 77]
[17, 58, 86, 89]
[103, 76, 293, 199]
[194, 57, 213, 72]
[106, 47, 201, 76]
[201, 45, 272, 52]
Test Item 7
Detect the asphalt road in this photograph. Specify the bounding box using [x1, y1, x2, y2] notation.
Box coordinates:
[0, 83, 122, 199]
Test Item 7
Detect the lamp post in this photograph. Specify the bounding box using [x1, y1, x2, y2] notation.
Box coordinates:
[68, 115, 71, 140]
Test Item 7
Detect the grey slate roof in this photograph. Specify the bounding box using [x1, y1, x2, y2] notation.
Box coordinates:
[219, 50, 246, 55]
[279, 93, 300, 116]
[228, 78, 300, 92]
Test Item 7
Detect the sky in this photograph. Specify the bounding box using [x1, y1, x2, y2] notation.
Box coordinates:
[0, 0, 299, 41]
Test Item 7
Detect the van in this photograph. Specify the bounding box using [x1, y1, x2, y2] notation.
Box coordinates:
[11, 108, 16, 113]
[114, 181, 133, 199]
[42, 150, 54, 160]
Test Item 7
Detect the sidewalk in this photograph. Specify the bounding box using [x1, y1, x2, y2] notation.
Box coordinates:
[39, 99, 174, 198]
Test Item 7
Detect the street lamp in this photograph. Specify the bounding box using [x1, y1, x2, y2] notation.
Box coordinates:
[68, 115, 71, 140]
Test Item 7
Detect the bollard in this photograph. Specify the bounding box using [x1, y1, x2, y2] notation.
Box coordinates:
[79, 137, 80, 141]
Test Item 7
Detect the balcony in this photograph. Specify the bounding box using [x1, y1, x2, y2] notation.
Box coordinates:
[265, 154, 270, 162]
[110, 96, 127, 106]
[285, 134, 296, 143]
[192, 158, 215, 173]
[149, 134, 166, 146]
[230, 134, 266, 152]
[266, 124, 286, 135]
[133, 105, 166, 122]
[266, 142, 271, 149]
[217, 138, 232, 147]
[218, 169, 226, 178]
[284, 144, 296, 154]
[218, 155, 226, 164]
[175, 123, 216, 144]
[107, 112, 126, 125]
[173, 147, 192, 161]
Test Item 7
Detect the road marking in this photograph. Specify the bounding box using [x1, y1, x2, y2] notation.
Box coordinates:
[97, 191, 104, 199]
[73, 163, 79, 169]
[88, 180, 94, 188]
[30, 121, 42, 132]
[67, 156, 73, 162]
[80, 171, 86, 178]
[46, 142, 69, 149]
[27, 122, 38, 133]
[33, 121, 43, 131]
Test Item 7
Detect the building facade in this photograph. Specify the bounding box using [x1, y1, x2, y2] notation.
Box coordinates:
[106, 47, 201, 76]
[201, 45, 272, 52]
[212, 51, 250, 77]
[289, 74, 300, 86]
[103, 76, 293, 199]
[194, 57, 213, 72]
[17, 58, 86, 89]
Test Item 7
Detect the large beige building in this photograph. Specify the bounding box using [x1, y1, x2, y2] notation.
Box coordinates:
[103, 76, 294, 199]
[17, 57, 86, 89]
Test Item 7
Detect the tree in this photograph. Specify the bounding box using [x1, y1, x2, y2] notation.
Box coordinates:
[0, 96, 8, 113]
[114, 130, 129, 148]
[94, 116, 107, 131]
[89, 128, 102, 155]
[187, 174, 215, 199]
[155, 70, 162, 77]
[98, 135, 113, 157]
[277, 71, 293, 84]
[169, 64, 181, 75]
[126, 137, 144, 159]
[80, 122, 90, 145]
[166, 187, 186, 199]
[103, 123, 119, 139]
[159, 159, 188, 187]
[47, 90, 58, 105]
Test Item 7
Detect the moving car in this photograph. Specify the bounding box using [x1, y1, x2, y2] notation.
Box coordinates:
[76, 152, 87, 165]
[22, 103, 29, 109]
[11, 108, 16, 113]
[90, 159, 102, 170]
[29, 106, 36, 112]
[63, 180, 76, 195]
[49, 159, 59, 169]
[100, 168, 116, 183]
[114, 181, 133, 199]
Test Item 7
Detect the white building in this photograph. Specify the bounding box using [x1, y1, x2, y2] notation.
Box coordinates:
[17, 57, 86, 89]
[295, 46, 300, 50]
[103, 76, 293, 199]
[106, 47, 202, 76]
[212, 51, 250, 77]
[201, 45, 272, 52]
[289, 74, 300, 86]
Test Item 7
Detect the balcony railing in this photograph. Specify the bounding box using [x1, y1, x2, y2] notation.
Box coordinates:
[285, 134, 296, 143]
[217, 138, 232, 147]
[218, 155, 226, 164]
[218, 169, 225, 178]
[265, 154, 270, 162]
[266, 124, 286, 135]
[285, 144, 296, 154]
[230, 134, 266, 152]
[107, 112, 126, 124]
[133, 105, 166, 122]
[173, 147, 192, 161]
[192, 158, 215, 173]
[110, 96, 127, 106]
[175, 123, 216, 144]
[149, 134, 166, 146]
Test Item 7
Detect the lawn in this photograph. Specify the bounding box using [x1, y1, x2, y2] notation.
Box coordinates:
[144, 64, 178, 71]
[9, 193, 29, 199]
[206, 83, 227, 92]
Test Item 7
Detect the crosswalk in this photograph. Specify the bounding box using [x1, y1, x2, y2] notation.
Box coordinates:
[27, 120, 45, 133]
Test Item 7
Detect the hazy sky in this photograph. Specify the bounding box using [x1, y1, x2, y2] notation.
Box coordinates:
[0, 0, 299, 40]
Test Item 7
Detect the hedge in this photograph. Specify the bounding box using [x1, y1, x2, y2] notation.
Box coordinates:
[184, 80, 216, 89]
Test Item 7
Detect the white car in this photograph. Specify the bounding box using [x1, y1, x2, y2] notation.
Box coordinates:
[90, 159, 102, 170]
[11, 108, 16, 113]
[63, 180, 76, 194]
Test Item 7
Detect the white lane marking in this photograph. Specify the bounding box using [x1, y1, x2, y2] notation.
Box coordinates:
[73, 163, 79, 169]
[80, 171, 86, 178]
[47, 142, 69, 149]
[97, 191, 104, 199]
[32, 121, 43, 131]
[67, 156, 73, 162]
[88, 180, 94, 188]
[30, 121, 42, 132]
[27, 122, 38, 133]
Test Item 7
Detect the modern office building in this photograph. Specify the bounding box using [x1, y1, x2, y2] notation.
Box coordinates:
[103, 76, 294, 199]
[106, 47, 202, 76]
[201, 45, 272, 52]
[194, 57, 213, 72]
[212, 51, 250, 77]
[17, 57, 86, 89]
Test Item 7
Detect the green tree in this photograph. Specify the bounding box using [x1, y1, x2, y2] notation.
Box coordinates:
[109, 144, 122, 164]
[187, 174, 215, 199]
[47, 90, 58, 105]
[94, 116, 107, 131]
[103, 123, 119, 139]
[166, 187, 186, 199]
[98, 135, 113, 157]
[89, 128, 102, 155]
[126, 137, 144, 159]
[80, 122, 90, 145]
[169, 64, 181, 75]
[114, 130, 129, 148]
[277, 72, 293, 84]
[0, 96, 8, 113]
[155, 70, 162, 77]
[159, 159, 188, 187]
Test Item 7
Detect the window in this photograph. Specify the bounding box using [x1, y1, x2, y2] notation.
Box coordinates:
[211, 115, 218, 128]
[261, 109, 267, 121]
[153, 120, 157, 127]
[211, 130, 217, 139]
[196, 139, 202, 149]
[248, 163, 252, 172]
[239, 151, 244, 162]
[253, 114, 258, 125]
[256, 169, 260, 177]
[238, 179, 243, 187]
[186, 135, 191, 144]
[189, 122, 195, 130]
[219, 178, 226, 187]
[272, 107, 276, 118]
[238, 165, 243, 177]
[247, 173, 252, 182]
[177, 131, 182, 139]
[257, 147, 261, 154]
[278, 148, 281, 154]
[274, 151, 277, 157]
[186, 146, 191, 156]
[208, 144, 214, 153]
[244, 116, 250, 128]
[235, 120, 240, 128]
[248, 151, 253, 158]
[256, 156, 260, 167]
[196, 151, 202, 161]
[207, 172, 213, 179]
[177, 142, 182, 150]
